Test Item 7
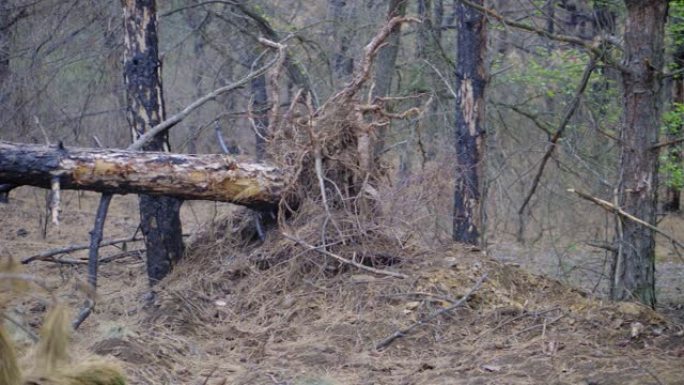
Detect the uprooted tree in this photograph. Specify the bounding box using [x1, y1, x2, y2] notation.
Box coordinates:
[0, 17, 418, 290]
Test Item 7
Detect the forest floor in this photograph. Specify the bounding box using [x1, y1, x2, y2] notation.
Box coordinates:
[2, 187, 684, 385]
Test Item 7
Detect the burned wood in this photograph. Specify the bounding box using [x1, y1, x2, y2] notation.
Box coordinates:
[0, 183, 14, 203]
[72, 192, 112, 330]
[39, 249, 144, 266]
[0, 141, 285, 210]
[21, 234, 143, 264]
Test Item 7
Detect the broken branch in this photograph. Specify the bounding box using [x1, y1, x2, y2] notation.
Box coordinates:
[282, 233, 408, 279]
[569, 188, 684, 260]
[375, 274, 488, 350]
[21, 234, 143, 264]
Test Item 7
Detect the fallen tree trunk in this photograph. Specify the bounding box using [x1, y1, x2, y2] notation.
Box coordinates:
[0, 141, 284, 210]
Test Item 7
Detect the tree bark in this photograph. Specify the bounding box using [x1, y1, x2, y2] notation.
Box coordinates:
[453, 0, 487, 246]
[612, 0, 668, 307]
[371, 0, 407, 157]
[0, 141, 283, 209]
[123, 0, 183, 284]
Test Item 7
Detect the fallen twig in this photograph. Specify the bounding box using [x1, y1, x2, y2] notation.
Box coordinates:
[21, 234, 143, 264]
[282, 233, 408, 279]
[375, 274, 488, 350]
[36, 249, 145, 266]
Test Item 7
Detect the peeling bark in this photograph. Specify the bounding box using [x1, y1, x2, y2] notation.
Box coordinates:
[0, 141, 284, 209]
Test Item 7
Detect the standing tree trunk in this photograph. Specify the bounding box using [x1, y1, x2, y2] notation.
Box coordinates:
[123, 0, 184, 286]
[453, 0, 487, 246]
[372, 0, 407, 157]
[612, 0, 668, 306]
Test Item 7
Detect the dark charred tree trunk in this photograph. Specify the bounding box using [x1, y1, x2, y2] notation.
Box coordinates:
[123, 0, 184, 286]
[372, 0, 407, 157]
[453, 0, 487, 246]
[612, 0, 668, 307]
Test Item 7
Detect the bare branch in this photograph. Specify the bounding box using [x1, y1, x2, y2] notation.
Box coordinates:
[21, 234, 143, 264]
[282, 233, 408, 279]
[518, 58, 596, 219]
[375, 274, 488, 350]
[569, 188, 684, 263]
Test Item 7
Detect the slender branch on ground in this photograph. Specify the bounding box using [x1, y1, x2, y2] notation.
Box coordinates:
[29, 249, 145, 266]
[73, 192, 113, 330]
[282, 233, 408, 279]
[375, 274, 488, 350]
[21, 234, 143, 264]
[569, 188, 684, 263]
[517, 58, 596, 239]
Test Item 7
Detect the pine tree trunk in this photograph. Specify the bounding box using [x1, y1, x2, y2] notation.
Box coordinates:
[612, 0, 668, 307]
[123, 0, 184, 285]
[453, 0, 487, 246]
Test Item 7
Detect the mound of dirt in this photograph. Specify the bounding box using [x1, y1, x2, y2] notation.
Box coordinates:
[96, 230, 681, 385]
[3, 194, 683, 385]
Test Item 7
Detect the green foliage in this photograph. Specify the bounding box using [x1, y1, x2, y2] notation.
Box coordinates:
[492, 47, 620, 127]
[660, 103, 684, 189]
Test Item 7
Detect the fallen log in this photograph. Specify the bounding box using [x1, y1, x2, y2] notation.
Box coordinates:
[0, 141, 284, 210]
